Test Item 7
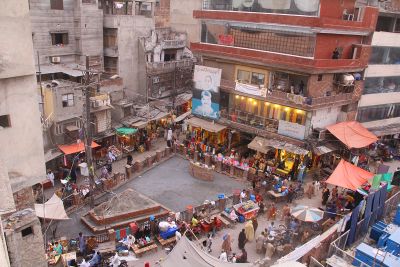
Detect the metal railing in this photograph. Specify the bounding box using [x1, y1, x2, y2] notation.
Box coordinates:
[161, 39, 186, 49]
[220, 110, 279, 132]
[146, 59, 194, 71]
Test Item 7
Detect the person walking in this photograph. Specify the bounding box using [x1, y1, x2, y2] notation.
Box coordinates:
[322, 187, 330, 205]
[244, 220, 254, 242]
[47, 169, 55, 187]
[238, 229, 246, 249]
[221, 233, 232, 254]
[78, 232, 86, 257]
[167, 128, 173, 147]
[252, 217, 258, 234]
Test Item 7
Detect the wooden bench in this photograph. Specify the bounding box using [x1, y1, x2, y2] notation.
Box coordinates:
[157, 236, 176, 248]
[131, 243, 158, 257]
[217, 215, 232, 228]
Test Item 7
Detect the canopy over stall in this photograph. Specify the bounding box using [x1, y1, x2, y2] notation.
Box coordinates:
[326, 121, 378, 149]
[312, 143, 339, 156]
[248, 136, 273, 154]
[58, 141, 100, 155]
[34, 194, 69, 220]
[187, 117, 226, 133]
[326, 159, 374, 190]
[174, 110, 191, 123]
[160, 236, 253, 267]
[116, 127, 137, 135]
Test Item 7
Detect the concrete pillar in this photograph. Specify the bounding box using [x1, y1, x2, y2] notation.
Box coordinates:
[146, 156, 152, 167]
[125, 166, 131, 179]
[194, 151, 199, 162]
[216, 161, 222, 172]
[205, 154, 211, 167]
[165, 146, 171, 156]
[156, 150, 162, 162]
[108, 229, 115, 241]
[173, 143, 177, 153]
[136, 160, 142, 172]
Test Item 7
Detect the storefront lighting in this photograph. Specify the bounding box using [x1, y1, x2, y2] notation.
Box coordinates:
[241, 96, 244, 100]
[284, 107, 290, 111]
[274, 104, 280, 108]
[253, 101, 257, 106]
[265, 102, 270, 106]
[296, 110, 303, 114]
[235, 95, 239, 99]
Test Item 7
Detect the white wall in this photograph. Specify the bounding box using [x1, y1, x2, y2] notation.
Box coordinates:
[372, 31, 400, 47]
[170, 0, 202, 44]
[359, 92, 400, 107]
[365, 64, 400, 78]
[311, 107, 340, 129]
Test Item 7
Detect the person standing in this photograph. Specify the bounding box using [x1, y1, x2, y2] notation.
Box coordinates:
[47, 169, 55, 187]
[238, 229, 246, 249]
[167, 128, 173, 147]
[219, 250, 228, 262]
[322, 187, 330, 205]
[244, 220, 254, 242]
[78, 232, 86, 256]
[252, 217, 258, 234]
[240, 189, 246, 203]
[221, 233, 232, 254]
[206, 233, 213, 253]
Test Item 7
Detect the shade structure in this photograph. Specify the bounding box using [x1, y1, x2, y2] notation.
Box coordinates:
[116, 127, 137, 135]
[291, 205, 324, 222]
[187, 117, 226, 133]
[248, 136, 273, 154]
[160, 236, 253, 267]
[34, 194, 69, 220]
[174, 110, 191, 123]
[58, 141, 100, 155]
[326, 121, 378, 149]
[326, 159, 374, 191]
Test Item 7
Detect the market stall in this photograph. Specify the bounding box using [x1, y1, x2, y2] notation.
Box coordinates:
[188, 161, 214, 181]
[116, 127, 138, 154]
[233, 200, 259, 220]
[187, 117, 228, 147]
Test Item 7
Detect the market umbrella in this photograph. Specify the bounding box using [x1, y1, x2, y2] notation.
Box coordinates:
[291, 205, 324, 222]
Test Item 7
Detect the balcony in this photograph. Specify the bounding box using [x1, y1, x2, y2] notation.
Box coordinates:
[146, 59, 194, 73]
[220, 79, 354, 110]
[191, 43, 369, 73]
[193, 6, 377, 33]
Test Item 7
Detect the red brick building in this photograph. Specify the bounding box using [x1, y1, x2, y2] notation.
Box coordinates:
[189, 0, 378, 145]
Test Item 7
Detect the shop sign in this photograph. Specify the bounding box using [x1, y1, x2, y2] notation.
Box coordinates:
[235, 82, 267, 97]
[278, 120, 306, 140]
[218, 34, 234, 46]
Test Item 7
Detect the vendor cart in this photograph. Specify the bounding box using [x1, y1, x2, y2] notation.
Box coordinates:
[233, 200, 259, 220]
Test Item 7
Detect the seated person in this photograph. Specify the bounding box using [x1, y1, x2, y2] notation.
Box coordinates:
[89, 251, 101, 267]
[191, 214, 199, 227]
[236, 248, 248, 263]
[229, 209, 239, 222]
[198, 209, 208, 220]
[53, 241, 63, 255]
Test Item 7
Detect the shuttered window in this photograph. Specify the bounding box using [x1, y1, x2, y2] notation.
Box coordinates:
[50, 0, 63, 10]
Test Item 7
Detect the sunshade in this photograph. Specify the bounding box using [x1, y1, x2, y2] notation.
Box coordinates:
[326, 160, 374, 191]
[116, 127, 137, 135]
[34, 194, 69, 220]
[291, 205, 324, 222]
[248, 136, 273, 154]
[187, 117, 226, 133]
[160, 236, 253, 267]
[58, 141, 100, 155]
[174, 111, 191, 123]
[326, 121, 378, 149]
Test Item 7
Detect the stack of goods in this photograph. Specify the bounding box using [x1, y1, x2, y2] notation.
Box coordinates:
[108, 145, 122, 158]
[159, 220, 178, 240]
[238, 201, 257, 214]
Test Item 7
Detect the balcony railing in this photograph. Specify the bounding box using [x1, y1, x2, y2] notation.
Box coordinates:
[146, 59, 194, 72]
[221, 109, 279, 132]
[221, 79, 354, 109]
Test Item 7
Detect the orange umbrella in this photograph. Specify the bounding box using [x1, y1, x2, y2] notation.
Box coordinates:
[326, 121, 377, 149]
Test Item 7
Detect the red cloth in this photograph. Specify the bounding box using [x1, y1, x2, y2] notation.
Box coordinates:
[129, 223, 138, 234]
[120, 228, 127, 239]
[326, 160, 374, 190]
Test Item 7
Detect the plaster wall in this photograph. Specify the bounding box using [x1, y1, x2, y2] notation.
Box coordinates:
[170, 0, 202, 44]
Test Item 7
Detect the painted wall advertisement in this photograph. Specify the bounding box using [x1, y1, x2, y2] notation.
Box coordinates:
[235, 82, 267, 97]
[278, 120, 306, 140]
[192, 65, 222, 120]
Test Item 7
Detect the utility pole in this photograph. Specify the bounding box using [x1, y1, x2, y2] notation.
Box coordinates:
[78, 56, 101, 208]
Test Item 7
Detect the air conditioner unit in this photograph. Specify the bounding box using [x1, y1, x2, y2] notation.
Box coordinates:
[51, 57, 61, 63]
[313, 128, 327, 141]
[153, 77, 160, 84]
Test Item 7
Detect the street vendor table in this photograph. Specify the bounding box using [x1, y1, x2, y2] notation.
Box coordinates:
[274, 168, 289, 177]
[267, 190, 287, 202]
[233, 200, 260, 220]
[189, 161, 214, 181]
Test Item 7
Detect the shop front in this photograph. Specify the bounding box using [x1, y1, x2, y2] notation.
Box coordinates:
[116, 127, 138, 154]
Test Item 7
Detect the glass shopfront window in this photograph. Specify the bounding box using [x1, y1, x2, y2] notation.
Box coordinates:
[363, 76, 400, 95]
[357, 103, 400, 123]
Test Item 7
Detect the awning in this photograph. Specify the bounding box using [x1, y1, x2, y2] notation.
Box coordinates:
[131, 120, 147, 129]
[44, 148, 63, 162]
[313, 143, 339, 156]
[187, 117, 226, 133]
[174, 111, 191, 123]
[58, 141, 100, 155]
[258, 138, 309, 155]
[326, 159, 374, 190]
[248, 136, 273, 154]
[65, 125, 79, 132]
[326, 121, 378, 149]
[36, 64, 83, 77]
[160, 236, 253, 267]
[116, 127, 137, 135]
[34, 194, 69, 220]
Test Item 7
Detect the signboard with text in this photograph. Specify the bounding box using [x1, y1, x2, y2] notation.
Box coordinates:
[218, 34, 234, 46]
[278, 120, 306, 140]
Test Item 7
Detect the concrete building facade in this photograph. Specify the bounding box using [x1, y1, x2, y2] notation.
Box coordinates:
[357, 0, 400, 137]
[180, 0, 377, 145]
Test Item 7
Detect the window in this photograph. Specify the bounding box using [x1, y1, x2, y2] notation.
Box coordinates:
[164, 51, 176, 62]
[55, 124, 63, 135]
[251, 72, 265, 86]
[237, 70, 251, 84]
[0, 115, 11, 129]
[318, 74, 323, 81]
[62, 94, 74, 107]
[50, 0, 63, 10]
[21, 226, 33, 237]
[51, 32, 68, 45]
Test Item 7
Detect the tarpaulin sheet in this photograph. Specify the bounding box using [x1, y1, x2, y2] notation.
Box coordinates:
[326, 121, 378, 148]
[34, 194, 69, 220]
[58, 141, 100, 155]
[326, 160, 374, 190]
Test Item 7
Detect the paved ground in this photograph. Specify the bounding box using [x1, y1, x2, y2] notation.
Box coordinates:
[131, 157, 246, 212]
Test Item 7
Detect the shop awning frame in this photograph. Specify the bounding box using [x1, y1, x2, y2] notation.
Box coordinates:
[187, 117, 227, 133]
[326, 121, 378, 149]
[313, 143, 339, 156]
[58, 141, 100, 155]
[116, 127, 137, 135]
[248, 136, 273, 154]
[174, 111, 191, 123]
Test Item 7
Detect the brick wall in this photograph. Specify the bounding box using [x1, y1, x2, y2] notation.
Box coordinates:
[13, 187, 35, 211]
[155, 0, 170, 28]
[307, 74, 334, 98]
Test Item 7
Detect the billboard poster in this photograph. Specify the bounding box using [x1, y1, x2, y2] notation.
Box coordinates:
[192, 65, 222, 120]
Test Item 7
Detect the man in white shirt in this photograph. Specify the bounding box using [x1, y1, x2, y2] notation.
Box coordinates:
[167, 128, 173, 147]
[175, 230, 182, 241]
[240, 190, 246, 203]
[47, 170, 55, 187]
